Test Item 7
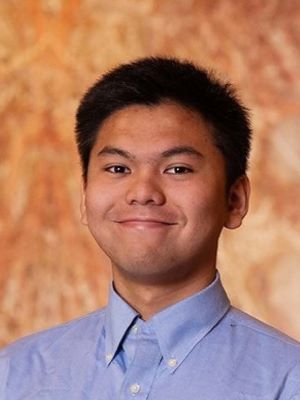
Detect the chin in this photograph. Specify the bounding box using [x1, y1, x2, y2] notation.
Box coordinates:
[111, 253, 185, 285]
[118, 257, 169, 273]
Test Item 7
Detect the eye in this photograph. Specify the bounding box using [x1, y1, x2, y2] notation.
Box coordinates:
[105, 165, 131, 174]
[164, 166, 193, 174]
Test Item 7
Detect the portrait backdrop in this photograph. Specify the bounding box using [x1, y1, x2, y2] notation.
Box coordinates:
[1, 0, 300, 346]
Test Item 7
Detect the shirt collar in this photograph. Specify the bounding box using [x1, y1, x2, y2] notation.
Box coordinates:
[104, 283, 139, 365]
[151, 272, 230, 373]
[104, 272, 230, 371]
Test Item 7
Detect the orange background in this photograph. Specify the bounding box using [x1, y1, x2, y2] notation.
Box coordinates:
[1, 0, 300, 346]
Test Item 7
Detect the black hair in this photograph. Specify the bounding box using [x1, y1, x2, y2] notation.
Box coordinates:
[75, 57, 251, 186]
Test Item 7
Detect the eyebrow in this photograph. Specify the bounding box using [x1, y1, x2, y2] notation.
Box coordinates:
[97, 145, 203, 160]
[161, 146, 203, 159]
[97, 146, 135, 159]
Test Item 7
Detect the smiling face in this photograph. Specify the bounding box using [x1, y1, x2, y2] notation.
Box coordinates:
[81, 102, 249, 288]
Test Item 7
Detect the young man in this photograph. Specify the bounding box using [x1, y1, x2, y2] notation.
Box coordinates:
[1, 57, 300, 399]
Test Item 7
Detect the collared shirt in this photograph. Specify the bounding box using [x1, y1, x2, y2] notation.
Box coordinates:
[1, 274, 300, 399]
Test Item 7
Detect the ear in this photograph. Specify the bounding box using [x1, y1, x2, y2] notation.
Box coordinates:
[224, 175, 250, 230]
[80, 183, 88, 226]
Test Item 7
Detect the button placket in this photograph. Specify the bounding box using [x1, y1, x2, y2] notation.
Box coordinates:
[119, 325, 162, 400]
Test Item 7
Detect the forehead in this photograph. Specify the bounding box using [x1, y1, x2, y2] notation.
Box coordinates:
[92, 102, 217, 156]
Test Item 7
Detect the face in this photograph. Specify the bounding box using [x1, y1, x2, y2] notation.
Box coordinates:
[81, 102, 249, 286]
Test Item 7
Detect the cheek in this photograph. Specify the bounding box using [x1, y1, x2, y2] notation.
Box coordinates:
[85, 184, 114, 220]
[84, 185, 117, 246]
[180, 188, 227, 229]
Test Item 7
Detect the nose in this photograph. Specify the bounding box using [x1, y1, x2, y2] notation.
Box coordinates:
[125, 172, 166, 206]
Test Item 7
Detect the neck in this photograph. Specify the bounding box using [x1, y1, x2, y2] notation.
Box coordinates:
[112, 267, 217, 320]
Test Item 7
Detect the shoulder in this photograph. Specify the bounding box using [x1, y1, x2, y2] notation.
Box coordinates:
[219, 307, 300, 397]
[0, 308, 107, 399]
[223, 306, 300, 371]
[0, 307, 106, 358]
[227, 306, 300, 349]
[0, 307, 107, 389]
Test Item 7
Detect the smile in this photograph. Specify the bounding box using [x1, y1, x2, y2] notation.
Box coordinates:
[116, 219, 177, 229]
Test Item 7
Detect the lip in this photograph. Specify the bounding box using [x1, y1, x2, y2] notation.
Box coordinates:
[115, 219, 177, 229]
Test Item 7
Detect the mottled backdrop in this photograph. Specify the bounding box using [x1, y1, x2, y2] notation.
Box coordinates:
[0, 0, 300, 346]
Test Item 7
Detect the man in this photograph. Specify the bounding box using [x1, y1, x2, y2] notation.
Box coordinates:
[1, 57, 300, 399]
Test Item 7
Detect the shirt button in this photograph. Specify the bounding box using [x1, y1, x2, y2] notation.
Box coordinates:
[168, 358, 177, 367]
[130, 383, 141, 395]
[131, 324, 138, 334]
[105, 353, 113, 363]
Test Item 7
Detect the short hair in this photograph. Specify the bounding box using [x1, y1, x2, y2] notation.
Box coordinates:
[75, 57, 251, 186]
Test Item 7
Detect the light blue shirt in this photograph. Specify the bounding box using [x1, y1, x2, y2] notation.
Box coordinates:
[1, 274, 300, 399]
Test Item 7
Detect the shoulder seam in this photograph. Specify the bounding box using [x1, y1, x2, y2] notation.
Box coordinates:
[229, 309, 300, 349]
